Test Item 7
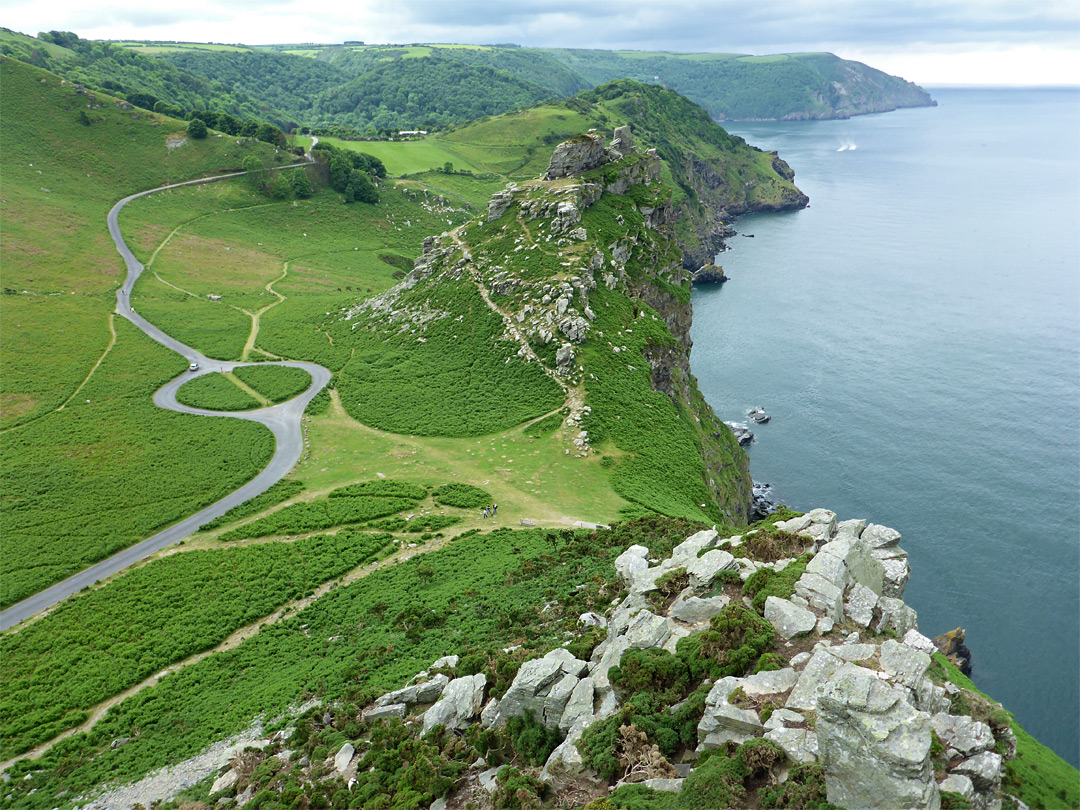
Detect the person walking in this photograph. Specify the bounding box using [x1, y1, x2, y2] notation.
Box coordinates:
[493, 503, 498, 516]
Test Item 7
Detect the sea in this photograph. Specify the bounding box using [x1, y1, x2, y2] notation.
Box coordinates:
[691, 87, 1080, 766]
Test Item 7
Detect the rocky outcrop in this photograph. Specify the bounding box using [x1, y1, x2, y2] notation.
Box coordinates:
[817, 664, 940, 810]
[691, 263, 729, 285]
[545, 132, 610, 179]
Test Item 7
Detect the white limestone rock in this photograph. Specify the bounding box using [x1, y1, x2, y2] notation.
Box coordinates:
[614, 545, 650, 587]
[698, 677, 764, 749]
[765, 596, 818, 638]
[932, 713, 996, 758]
[845, 583, 880, 627]
[334, 743, 355, 776]
[422, 674, 487, 733]
[765, 727, 820, 763]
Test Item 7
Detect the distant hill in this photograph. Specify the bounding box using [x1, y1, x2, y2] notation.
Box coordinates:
[538, 49, 935, 120]
[4, 32, 933, 131]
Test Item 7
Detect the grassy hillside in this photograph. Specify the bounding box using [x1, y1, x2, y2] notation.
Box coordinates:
[0, 57, 291, 605]
[6, 32, 932, 133]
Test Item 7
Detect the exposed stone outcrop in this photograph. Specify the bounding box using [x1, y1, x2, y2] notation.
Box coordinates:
[817, 664, 940, 810]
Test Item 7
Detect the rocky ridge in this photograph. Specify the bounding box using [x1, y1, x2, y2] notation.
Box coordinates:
[192, 512, 1022, 810]
[341, 129, 752, 521]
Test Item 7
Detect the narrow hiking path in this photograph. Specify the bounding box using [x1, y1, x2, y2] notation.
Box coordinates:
[242, 261, 289, 360]
[0, 164, 330, 633]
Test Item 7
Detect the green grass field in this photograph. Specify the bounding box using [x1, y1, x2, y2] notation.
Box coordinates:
[315, 136, 485, 177]
[0, 319, 274, 608]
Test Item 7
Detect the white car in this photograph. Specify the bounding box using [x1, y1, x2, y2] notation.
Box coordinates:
[189, 362, 199, 372]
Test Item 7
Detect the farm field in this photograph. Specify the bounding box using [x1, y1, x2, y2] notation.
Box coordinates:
[314, 136, 485, 177]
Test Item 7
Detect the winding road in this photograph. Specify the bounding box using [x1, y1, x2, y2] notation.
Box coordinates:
[0, 166, 331, 632]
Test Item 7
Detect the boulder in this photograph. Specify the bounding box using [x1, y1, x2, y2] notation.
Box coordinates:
[670, 530, 719, 565]
[642, 777, 684, 792]
[876, 550, 912, 598]
[431, 654, 459, 670]
[742, 667, 799, 699]
[794, 572, 844, 622]
[835, 518, 867, 539]
[826, 642, 877, 663]
[952, 751, 1003, 793]
[845, 583, 879, 627]
[817, 664, 939, 810]
[876, 596, 918, 637]
[578, 611, 607, 628]
[670, 593, 728, 625]
[685, 549, 737, 587]
[210, 769, 239, 795]
[765, 727, 819, 763]
[786, 649, 845, 711]
[932, 713, 996, 758]
[862, 524, 902, 550]
[622, 609, 672, 650]
[489, 650, 587, 729]
[903, 629, 938, 655]
[334, 743, 355, 775]
[374, 673, 449, 708]
[698, 677, 764, 749]
[880, 639, 931, 688]
[764, 596, 817, 638]
[556, 343, 576, 376]
[422, 674, 487, 733]
[362, 703, 407, 722]
[938, 773, 975, 802]
[559, 676, 595, 733]
[614, 545, 650, 587]
[763, 708, 808, 730]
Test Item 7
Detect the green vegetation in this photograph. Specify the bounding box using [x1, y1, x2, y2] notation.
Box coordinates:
[1, 320, 274, 608]
[0, 519, 693, 807]
[199, 479, 305, 531]
[0, 531, 393, 758]
[432, 483, 493, 508]
[742, 553, 813, 613]
[218, 496, 416, 540]
[176, 372, 262, 410]
[233, 365, 312, 404]
[931, 654, 1080, 810]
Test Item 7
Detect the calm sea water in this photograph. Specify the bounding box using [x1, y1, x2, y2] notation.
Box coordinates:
[691, 87, 1080, 766]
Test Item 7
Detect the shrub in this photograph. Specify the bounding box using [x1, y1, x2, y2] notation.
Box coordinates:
[742, 553, 813, 613]
[506, 711, 563, 767]
[676, 604, 776, 680]
[735, 527, 809, 562]
[432, 483, 492, 509]
[608, 648, 691, 704]
[759, 761, 837, 809]
[647, 566, 690, 613]
[492, 766, 545, 810]
[187, 118, 208, 139]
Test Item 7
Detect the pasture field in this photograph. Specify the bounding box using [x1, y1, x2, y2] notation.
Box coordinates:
[0, 320, 274, 608]
[294, 393, 628, 530]
[0, 530, 393, 759]
[314, 136, 485, 177]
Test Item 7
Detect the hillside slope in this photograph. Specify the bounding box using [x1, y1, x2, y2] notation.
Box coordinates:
[428, 80, 808, 270]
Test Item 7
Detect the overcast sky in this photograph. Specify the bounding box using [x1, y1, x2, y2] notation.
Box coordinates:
[4, 0, 1078, 85]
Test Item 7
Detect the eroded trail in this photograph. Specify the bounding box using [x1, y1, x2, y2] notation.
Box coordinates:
[0, 166, 330, 633]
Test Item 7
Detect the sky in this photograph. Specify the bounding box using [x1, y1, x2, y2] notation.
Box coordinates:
[4, 0, 1079, 86]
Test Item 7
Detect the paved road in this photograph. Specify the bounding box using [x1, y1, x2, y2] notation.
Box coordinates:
[0, 166, 330, 632]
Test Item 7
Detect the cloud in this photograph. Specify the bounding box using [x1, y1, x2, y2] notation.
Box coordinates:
[3, 0, 1077, 83]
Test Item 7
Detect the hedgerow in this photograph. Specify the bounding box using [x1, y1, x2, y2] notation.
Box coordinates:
[330, 479, 428, 500]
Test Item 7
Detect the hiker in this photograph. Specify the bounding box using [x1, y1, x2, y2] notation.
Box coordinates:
[481, 507, 488, 519]
[493, 503, 498, 516]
